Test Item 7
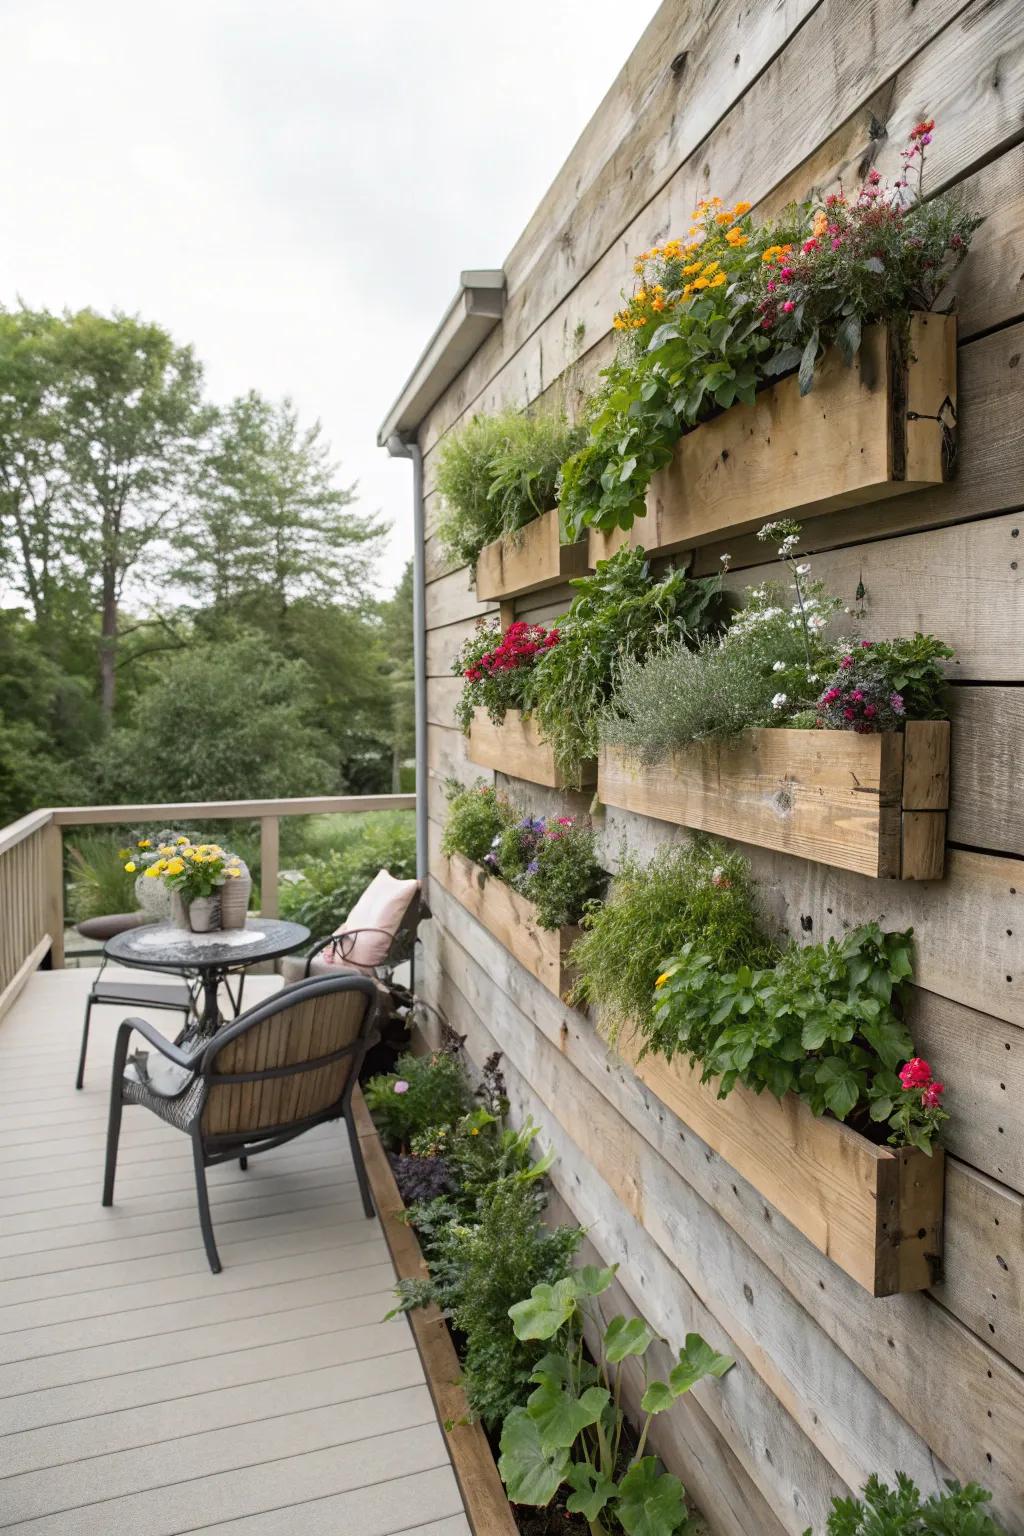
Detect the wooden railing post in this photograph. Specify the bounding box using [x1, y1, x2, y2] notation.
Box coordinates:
[43, 818, 65, 968]
[260, 816, 279, 919]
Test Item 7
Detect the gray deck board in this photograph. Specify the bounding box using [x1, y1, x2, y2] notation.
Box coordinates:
[0, 967, 469, 1535]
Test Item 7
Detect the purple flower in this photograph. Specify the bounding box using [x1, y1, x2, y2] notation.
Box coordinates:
[889, 692, 905, 714]
[483, 852, 498, 868]
[393, 1080, 410, 1095]
[520, 816, 545, 834]
[526, 859, 540, 875]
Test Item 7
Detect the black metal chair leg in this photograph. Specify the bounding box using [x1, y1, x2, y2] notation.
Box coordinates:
[192, 1136, 222, 1273]
[345, 1112, 374, 1218]
[102, 1021, 133, 1205]
[239, 1155, 248, 1171]
[76, 998, 94, 1090]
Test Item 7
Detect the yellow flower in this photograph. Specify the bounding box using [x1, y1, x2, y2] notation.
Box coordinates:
[613, 315, 626, 330]
[158, 843, 173, 855]
[124, 861, 137, 874]
[691, 276, 710, 290]
[165, 857, 185, 876]
[733, 200, 752, 216]
[655, 972, 670, 988]
[701, 260, 720, 276]
[175, 836, 189, 846]
[710, 271, 727, 287]
[635, 288, 647, 303]
[144, 865, 161, 878]
[682, 260, 703, 276]
[725, 228, 748, 247]
[137, 839, 151, 849]
[470, 1127, 480, 1137]
[227, 867, 241, 878]
[715, 211, 732, 226]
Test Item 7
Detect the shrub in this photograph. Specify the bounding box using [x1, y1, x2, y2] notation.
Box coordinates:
[651, 924, 948, 1152]
[278, 811, 415, 932]
[812, 1473, 1007, 1535]
[436, 408, 584, 568]
[439, 780, 513, 865]
[453, 618, 558, 734]
[66, 833, 140, 921]
[530, 547, 724, 785]
[363, 1048, 472, 1152]
[570, 840, 775, 1044]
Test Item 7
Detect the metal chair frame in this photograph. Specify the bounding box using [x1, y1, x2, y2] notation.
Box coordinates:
[302, 890, 427, 1000]
[102, 973, 382, 1273]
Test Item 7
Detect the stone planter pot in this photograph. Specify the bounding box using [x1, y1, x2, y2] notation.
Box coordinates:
[218, 863, 252, 930]
[135, 873, 170, 921]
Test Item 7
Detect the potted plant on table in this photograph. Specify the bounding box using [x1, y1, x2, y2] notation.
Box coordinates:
[124, 835, 249, 932]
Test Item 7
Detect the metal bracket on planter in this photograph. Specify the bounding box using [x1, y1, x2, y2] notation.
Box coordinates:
[907, 393, 958, 479]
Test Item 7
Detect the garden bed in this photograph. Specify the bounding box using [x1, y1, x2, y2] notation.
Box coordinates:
[587, 313, 956, 563]
[467, 708, 596, 790]
[352, 1088, 519, 1536]
[617, 1038, 945, 1297]
[598, 720, 950, 880]
[435, 850, 580, 999]
[475, 509, 590, 601]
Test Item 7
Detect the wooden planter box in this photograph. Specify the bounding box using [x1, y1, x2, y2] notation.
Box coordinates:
[588, 314, 956, 562]
[599, 721, 949, 880]
[353, 1089, 518, 1536]
[436, 850, 579, 999]
[619, 1041, 945, 1296]
[467, 708, 596, 789]
[475, 507, 590, 600]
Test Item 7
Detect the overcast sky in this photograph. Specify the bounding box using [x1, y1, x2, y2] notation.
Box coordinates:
[0, 0, 660, 593]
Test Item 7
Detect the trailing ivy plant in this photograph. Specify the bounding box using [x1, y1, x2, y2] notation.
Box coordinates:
[436, 407, 584, 568]
[650, 923, 948, 1153]
[810, 1473, 1008, 1535]
[499, 1262, 734, 1535]
[529, 546, 725, 786]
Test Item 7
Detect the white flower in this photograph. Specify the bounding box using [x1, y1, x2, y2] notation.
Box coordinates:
[772, 660, 786, 672]
[796, 562, 811, 574]
[807, 614, 827, 631]
[771, 692, 788, 709]
[778, 535, 799, 557]
[720, 553, 731, 566]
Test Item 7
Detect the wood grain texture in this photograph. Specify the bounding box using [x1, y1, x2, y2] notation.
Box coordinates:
[433, 850, 578, 999]
[354, 1089, 518, 1536]
[468, 708, 596, 789]
[474, 510, 589, 601]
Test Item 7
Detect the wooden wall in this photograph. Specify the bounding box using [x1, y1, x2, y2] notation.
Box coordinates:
[413, 3, 1024, 1529]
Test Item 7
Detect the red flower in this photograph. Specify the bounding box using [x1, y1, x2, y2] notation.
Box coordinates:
[899, 1058, 932, 1091]
[910, 118, 935, 141]
[921, 1081, 945, 1109]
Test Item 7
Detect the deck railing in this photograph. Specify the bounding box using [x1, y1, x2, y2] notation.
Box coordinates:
[0, 794, 415, 1021]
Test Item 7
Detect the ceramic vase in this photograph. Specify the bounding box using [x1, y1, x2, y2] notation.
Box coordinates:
[169, 891, 191, 931]
[187, 895, 220, 933]
[218, 863, 252, 930]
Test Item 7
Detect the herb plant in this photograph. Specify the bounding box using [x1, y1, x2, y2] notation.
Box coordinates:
[530, 547, 724, 785]
[436, 408, 584, 568]
[810, 1473, 1007, 1536]
[570, 841, 775, 1044]
[453, 618, 558, 734]
[650, 924, 948, 1152]
[499, 1262, 733, 1534]
[363, 1048, 472, 1152]
[440, 779, 513, 865]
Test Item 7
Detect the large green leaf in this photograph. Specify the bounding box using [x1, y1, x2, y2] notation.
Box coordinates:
[565, 1462, 617, 1522]
[527, 1378, 610, 1449]
[498, 1409, 569, 1505]
[616, 1457, 689, 1536]
[668, 1334, 735, 1395]
[604, 1315, 655, 1363]
[639, 1379, 675, 1415]
[509, 1277, 578, 1340]
[576, 1264, 618, 1296]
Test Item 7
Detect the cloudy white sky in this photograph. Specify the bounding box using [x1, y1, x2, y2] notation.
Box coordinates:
[0, 0, 660, 592]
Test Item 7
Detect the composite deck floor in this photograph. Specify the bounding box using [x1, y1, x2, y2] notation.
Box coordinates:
[0, 966, 470, 1536]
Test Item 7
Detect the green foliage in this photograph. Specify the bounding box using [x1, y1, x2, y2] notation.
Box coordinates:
[440, 779, 513, 865]
[363, 1048, 472, 1152]
[278, 811, 415, 932]
[500, 1263, 733, 1533]
[436, 408, 583, 567]
[810, 1474, 1006, 1536]
[570, 841, 775, 1044]
[530, 548, 725, 785]
[651, 924, 948, 1152]
[65, 833, 140, 921]
[496, 813, 606, 930]
[90, 636, 338, 805]
[453, 618, 556, 734]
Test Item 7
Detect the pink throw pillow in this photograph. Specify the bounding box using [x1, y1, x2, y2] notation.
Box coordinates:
[323, 869, 419, 972]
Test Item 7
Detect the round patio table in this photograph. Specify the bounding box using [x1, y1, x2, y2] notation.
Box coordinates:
[105, 917, 310, 1036]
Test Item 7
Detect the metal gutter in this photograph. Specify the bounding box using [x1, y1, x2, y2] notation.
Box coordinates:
[380, 271, 506, 885]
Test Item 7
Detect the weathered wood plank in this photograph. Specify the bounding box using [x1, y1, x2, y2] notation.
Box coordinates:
[475, 511, 589, 601]
[469, 708, 596, 789]
[424, 565, 496, 629]
[948, 686, 1024, 855]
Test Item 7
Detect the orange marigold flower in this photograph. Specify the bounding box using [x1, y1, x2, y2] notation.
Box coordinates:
[733, 200, 752, 216]
[682, 260, 703, 276]
[812, 209, 829, 237]
[651, 297, 665, 311]
[691, 276, 710, 290]
[725, 228, 748, 247]
[715, 211, 732, 225]
[710, 271, 727, 287]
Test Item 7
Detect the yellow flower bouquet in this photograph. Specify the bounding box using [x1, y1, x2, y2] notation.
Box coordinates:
[123, 833, 248, 932]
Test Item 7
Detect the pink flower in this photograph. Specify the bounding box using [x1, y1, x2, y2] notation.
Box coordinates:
[921, 1081, 945, 1109]
[840, 655, 854, 669]
[802, 238, 818, 254]
[843, 707, 856, 720]
[831, 237, 843, 250]
[867, 168, 881, 185]
[863, 704, 876, 719]
[556, 816, 574, 826]
[766, 279, 776, 293]
[890, 692, 905, 714]
[782, 300, 795, 314]
[779, 266, 794, 281]
[393, 1079, 410, 1095]
[850, 690, 864, 702]
[860, 640, 873, 649]
[899, 1058, 932, 1091]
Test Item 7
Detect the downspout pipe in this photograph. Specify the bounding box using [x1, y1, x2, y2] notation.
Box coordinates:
[385, 433, 428, 884]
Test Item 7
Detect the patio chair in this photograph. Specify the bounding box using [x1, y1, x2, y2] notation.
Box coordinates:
[280, 875, 426, 1001]
[102, 973, 382, 1273]
[74, 913, 195, 1091]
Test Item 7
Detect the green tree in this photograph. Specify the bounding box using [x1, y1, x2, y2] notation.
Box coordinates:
[379, 561, 415, 790]
[90, 635, 337, 803]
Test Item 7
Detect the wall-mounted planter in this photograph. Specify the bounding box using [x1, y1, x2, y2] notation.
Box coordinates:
[586, 313, 956, 563]
[435, 850, 579, 999]
[598, 721, 949, 880]
[475, 507, 590, 600]
[467, 707, 596, 789]
[620, 1041, 945, 1296]
[353, 1089, 519, 1535]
